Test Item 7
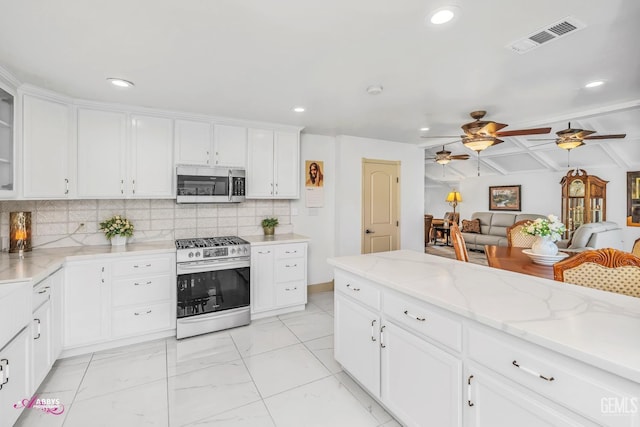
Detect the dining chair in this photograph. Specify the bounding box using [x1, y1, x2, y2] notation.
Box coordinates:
[632, 237, 640, 257]
[450, 222, 469, 262]
[506, 219, 537, 248]
[424, 214, 434, 247]
[553, 248, 640, 298]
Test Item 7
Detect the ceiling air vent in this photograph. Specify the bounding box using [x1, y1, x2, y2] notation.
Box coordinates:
[506, 16, 585, 54]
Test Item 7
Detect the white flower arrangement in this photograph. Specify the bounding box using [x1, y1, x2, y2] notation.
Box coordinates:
[522, 214, 566, 242]
[99, 215, 134, 239]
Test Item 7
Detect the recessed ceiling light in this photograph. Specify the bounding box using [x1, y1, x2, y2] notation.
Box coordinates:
[420, 127, 430, 131]
[366, 85, 383, 95]
[292, 106, 305, 113]
[107, 78, 135, 88]
[428, 6, 459, 25]
[585, 80, 604, 88]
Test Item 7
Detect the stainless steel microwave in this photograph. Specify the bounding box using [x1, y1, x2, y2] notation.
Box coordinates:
[176, 166, 246, 203]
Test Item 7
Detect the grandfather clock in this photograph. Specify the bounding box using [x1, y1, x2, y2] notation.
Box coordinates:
[560, 169, 608, 238]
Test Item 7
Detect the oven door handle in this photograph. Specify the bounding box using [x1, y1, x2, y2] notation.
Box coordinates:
[178, 259, 250, 274]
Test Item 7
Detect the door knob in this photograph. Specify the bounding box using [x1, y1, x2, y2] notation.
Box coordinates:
[365, 229, 375, 234]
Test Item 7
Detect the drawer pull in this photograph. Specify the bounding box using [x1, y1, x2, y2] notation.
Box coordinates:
[467, 375, 475, 407]
[512, 360, 555, 382]
[258, 251, 271, 254]
[285, 264, 297, 268]
[371, 319, 377, 342]
[133, 264, 153, 269]
[134, 310, 153, 316]
[380, 325, 386, 348]
[285, 287, 298, 291]
[37, 286, 50, 294]
[403, 310, 426, 322]
[34, 318, 41, 339]
[346, 283, 361, 291]
[134, 281, 153, 286]
[285, 250, 297, 254]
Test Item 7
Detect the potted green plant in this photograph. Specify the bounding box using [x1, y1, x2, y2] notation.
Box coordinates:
[261, 217, 279, 236]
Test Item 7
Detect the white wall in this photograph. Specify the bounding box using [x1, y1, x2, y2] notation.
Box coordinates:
[290, 134, 336, 285]
[453, 167, 640, 252]
[335, 135, 425, 257]
[425, 178, 458, 217]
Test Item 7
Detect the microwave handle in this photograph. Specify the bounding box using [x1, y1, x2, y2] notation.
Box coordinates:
[228, 169, 232, 201]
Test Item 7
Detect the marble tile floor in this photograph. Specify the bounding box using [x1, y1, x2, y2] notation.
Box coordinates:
[15, 291, 401, 427]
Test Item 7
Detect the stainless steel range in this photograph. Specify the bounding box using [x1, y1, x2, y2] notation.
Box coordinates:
[175, 236, 251, 339]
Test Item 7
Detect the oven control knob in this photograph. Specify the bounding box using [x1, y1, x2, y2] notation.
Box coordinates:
[231, 248, 236, 254]
[195, 251, 201, 257]
[188, 252, 194, 258]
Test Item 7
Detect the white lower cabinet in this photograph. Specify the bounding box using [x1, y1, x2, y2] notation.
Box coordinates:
[334, 294, 381, 397]
[64, 260, 111, 348]
[381, 321, 462, 427]
[250, 242, 307, 318]
[0, 327, 30, 427]
[64, 252, 175, 350]
[31, 298, 52, 391]
[333, 267, 639, 427]
[465, 364, 593, 427]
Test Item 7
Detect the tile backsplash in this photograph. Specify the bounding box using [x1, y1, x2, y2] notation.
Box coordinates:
[0, 199, 292, 250]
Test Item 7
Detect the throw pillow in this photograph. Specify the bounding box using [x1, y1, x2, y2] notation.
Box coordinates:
[461, 219, 481, 234]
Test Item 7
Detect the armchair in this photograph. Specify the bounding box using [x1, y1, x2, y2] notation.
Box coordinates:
[556, 221, 623, 253]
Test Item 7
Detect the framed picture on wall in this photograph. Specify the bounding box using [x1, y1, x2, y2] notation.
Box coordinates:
[627, 171, 640, 227]
[489, 185, 521, 211]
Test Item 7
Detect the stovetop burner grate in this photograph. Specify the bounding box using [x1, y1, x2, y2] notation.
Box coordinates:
[175, 236, 249, 250]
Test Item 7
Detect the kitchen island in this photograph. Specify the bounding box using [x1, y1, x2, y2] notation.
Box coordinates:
[328, 250, 640, 427]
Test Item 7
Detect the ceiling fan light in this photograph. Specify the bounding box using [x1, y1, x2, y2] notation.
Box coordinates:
[556, 139, 584, 150]
[436, 158, 451, 165]
[463, 137, 495, 151]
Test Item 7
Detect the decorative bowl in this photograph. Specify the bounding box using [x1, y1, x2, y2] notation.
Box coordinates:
[522, 249, 569, 266]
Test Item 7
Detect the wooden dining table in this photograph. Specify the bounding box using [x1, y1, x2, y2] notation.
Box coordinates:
[484, 245, 570, 280]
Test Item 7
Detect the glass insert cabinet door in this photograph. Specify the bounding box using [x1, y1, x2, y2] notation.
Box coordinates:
[0, 85, 14, 195]
[560, 169, 608, 238]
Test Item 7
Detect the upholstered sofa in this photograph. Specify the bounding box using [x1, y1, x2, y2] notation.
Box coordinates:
[461, 212, 546, 251]
[556, 221, 624, 252]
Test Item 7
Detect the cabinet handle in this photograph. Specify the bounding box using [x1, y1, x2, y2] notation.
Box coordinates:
[64, 178, 69, 194]
[467, 375, 475, 407]
[121, 179, 124, 194]
[101, 266, 105, 283]
[512, 360, 555, 382]
[34, 318, 41, 339]
[38, 286, 50, 294]
[134, 310, 152, 316]
[285, 250, 297, 254]
[275, 182, 278, 195]
[258, 251, 271, 254]
[285, 264, 297, 268]
[206, 151, 210, 165]
[346, 283, 361, 291]
[0, 358, 9, 388]
[380, 325, 386, 348]
[134, 281, 152, 286]
[371, 319, 377, 342]
[133, 264, 152, 269]
[270, 182, 273, 195]
[132, 179, 135, 195]
[285, 287, 297, 291]
[403, 310, 426, 322]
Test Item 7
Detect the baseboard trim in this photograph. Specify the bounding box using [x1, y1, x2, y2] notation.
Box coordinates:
[308, 281, 334, 293]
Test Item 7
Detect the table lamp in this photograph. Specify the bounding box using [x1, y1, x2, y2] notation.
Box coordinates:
[446, 190, 462, 214]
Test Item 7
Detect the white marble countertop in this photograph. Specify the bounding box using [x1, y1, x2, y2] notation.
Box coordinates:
[241, 233, 310, 245]
[0, 241, 176, 286]
[328, 250, 640, 383]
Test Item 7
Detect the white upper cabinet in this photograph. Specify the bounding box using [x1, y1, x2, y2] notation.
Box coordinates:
[247, 129, 299, 199]
[77, 108, 127, 198]
[214, 124, 246, 168]
[130, 115, 174, 198]
[0, 85, 15, 197]
[273, 131, 299, 198]
[174, 119, 211, 166]
[77, 110, 174, 198]
[22, 93, 74, 198]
